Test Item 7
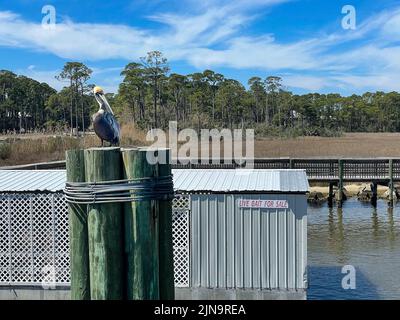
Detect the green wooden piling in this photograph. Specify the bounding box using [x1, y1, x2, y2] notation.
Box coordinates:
[122, 148, 160, 300]
[389, 159, 394, 207]
[338, 159, 344, 208]
[66, 149, 90, 300]
[85, 147, 124, 300]
[158, 149, 175, 300]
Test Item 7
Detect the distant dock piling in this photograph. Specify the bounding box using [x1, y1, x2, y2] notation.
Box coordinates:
[389, 159, 394, 207]
[371, 182, 378, 207]
[337, 159, 344, 208]
[328, 182, 334, 208]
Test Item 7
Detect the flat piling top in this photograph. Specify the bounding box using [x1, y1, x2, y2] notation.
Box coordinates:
[120, 147, 138, 152]
[86, 147, 121, 151]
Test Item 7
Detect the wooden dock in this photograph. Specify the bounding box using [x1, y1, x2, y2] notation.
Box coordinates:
[2, 157, 399, 207]
[169, 158, 398, 181]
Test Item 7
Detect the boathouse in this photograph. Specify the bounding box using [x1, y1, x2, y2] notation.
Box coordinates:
[0, 168, 308, 300]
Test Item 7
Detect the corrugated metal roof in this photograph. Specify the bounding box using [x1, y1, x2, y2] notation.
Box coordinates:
[172, 169, 309, 192]
[0, 170, 66, 192]
[0, 169, 309, 193]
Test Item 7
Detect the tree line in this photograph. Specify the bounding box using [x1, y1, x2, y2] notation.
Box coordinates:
[1, 51, 400, 137]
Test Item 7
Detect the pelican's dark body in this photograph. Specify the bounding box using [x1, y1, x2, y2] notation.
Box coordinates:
[92, 87, 121, 146]
[92, 110, 120, 145]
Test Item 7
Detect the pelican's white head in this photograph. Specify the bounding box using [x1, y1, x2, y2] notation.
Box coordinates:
[94, 86, 104, 95]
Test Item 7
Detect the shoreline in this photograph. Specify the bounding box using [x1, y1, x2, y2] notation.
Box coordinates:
[308, 183, 395, 204]
[310, 183, 390, 197]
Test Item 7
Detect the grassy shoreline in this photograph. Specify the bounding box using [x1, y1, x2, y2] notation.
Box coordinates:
[2, 131, 400, 167]
[310, 183, 390, 198]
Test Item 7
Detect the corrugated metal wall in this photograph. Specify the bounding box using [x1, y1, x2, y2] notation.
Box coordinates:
[190, 193, 307, 290]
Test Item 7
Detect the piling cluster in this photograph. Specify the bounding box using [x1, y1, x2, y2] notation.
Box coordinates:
[66, 147, 174, 300]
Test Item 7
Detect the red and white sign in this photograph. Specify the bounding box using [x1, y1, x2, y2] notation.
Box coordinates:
[238, 199, 288, 209]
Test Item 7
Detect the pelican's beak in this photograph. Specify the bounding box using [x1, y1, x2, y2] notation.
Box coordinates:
[93, 85, 114, 115]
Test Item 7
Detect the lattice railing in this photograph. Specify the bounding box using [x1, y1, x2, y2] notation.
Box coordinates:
[0, 192, 190, 288]
[293, 159, 338, 179]
[343, 159, 389, 180]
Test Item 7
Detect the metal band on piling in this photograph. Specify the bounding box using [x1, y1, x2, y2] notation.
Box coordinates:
[64, 175, 174, 204]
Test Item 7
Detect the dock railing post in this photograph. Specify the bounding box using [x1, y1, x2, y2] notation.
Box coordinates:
[289, 158, 294, 169]
[66, 149, 90, 300]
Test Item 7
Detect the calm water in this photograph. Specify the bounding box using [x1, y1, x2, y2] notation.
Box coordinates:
[308, 198, 400, 300]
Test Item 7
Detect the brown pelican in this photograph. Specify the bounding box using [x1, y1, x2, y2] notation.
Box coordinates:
[93, 86, 120, 146]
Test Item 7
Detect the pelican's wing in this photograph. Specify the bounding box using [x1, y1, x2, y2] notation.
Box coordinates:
[104, 113, 120, 143]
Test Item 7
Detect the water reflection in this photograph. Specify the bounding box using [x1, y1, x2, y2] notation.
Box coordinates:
[371, 207, 379, 239]
[308, 199, 400, 300]
[387, 207, 395, 246]
[326, 207, 347, 264]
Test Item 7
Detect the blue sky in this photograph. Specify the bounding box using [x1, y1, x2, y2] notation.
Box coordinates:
[0, 0, 399, 95]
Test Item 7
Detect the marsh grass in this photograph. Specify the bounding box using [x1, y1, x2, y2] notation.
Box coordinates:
[254, 132, 400, 158]
[0, 123, 149, 166]
[2, 131, 400, 167]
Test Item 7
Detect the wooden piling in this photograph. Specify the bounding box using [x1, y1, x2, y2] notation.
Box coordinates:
[66, 149, 90, 300]
[158, 149, 175, 300]
[337, 159, 344, 208]
[389, 159, 394, 207]
[122, 148, 160, 300]
[85, 147, 124, 300]
[371, 182, 378, 207]
[328, 182, 334, 208]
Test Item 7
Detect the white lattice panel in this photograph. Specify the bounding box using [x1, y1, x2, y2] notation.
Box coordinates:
[54, 194, 70, 284]
[0, 193, 70, 286]
[0, 196, 10, 283]
[0, 192, 189, 288]
[172, 194, 190, 287]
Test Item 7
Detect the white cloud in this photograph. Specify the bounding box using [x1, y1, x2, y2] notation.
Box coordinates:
[20, 67, 61, 90]
[186, 36, 321, 70]
[0, 1, 293, 62]
[20, 65, 123, 93]
[1, 1, 400, 93]
[382, 11, 400, 36]
[283, 75, 331, 91]
[332, 73, 400, 92]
